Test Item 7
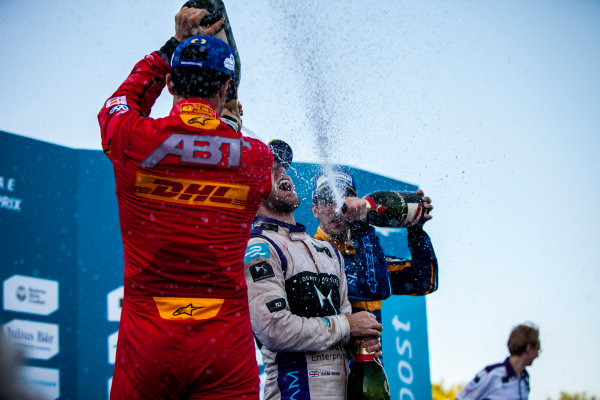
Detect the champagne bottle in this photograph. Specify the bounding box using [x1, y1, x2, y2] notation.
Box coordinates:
[182, 0, 241, 99]
[364, 191, 425, 228]
[347, 345, 391, 400]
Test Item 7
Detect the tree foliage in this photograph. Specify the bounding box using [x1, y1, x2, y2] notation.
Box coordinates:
[432, 381, 464, 400]
[432, 382, 599, 400]
[546, 393, 599, 400]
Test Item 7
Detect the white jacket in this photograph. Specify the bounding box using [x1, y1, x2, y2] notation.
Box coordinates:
[244, 217, 352, 400]
[456, 358, 530, 400]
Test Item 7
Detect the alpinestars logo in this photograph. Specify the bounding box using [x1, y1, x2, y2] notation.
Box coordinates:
[187, 116, 214, 126]
[173, 304, 205, 316]
[153, 297, 224, 320]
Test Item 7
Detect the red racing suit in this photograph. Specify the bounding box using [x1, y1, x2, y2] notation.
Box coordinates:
[98, 42, 272, 400]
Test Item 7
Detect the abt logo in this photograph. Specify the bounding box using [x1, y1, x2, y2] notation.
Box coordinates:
[135, 172, 249, 210]
[140, 134, 249, 168]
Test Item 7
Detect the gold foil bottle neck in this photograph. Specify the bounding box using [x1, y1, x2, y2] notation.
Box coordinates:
[357, 343, 374, 355]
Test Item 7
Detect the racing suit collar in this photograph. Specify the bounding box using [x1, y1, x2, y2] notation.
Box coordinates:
[503, 357, 528, 378]
[170, 98, 219, 119]
[254, 216, 306, 234]
[314, 226, 355, 256]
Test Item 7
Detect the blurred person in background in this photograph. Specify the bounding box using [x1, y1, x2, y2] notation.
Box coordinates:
[456, 322, 541, 400]
[0, 331, 43, 400]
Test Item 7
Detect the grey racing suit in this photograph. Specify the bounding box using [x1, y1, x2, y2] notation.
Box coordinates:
[244, 217, 352, 400]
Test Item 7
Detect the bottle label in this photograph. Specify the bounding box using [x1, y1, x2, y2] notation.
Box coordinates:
[403, 201, 424, 227]
[354, 353, 376, 362]
[366, 191, 425, 228]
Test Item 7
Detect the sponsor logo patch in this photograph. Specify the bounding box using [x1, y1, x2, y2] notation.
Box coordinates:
[266, 298, 286, 313]
[261, 223, 279, 232]
[249, 261, 275, 282]
[105, 96, 127, 108]
[180, 103, 215, 116]
[179, 102, 220, 129]
[312, 244, 332, 258]
[153, 297, 224, 320]
[139, 134, 245, 168]
[286, 271, 341, 317]
[3, 275, 59, 316]
[108, 104, 130, 114]
[173, 303, 205, 316]
[134, 172, 249, 210]
[244, 243, 270, 262]
[3, 319, 59, 360]
[183, 116, 220, 129]
[224, 54, 235, 71]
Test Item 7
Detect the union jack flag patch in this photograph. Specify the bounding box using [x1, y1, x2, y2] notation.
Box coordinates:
[308, 370, 320, 378]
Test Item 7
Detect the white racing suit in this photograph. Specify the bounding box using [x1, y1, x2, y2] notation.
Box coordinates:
[244, 217, 352, 400]
[456, 357, 530, 400]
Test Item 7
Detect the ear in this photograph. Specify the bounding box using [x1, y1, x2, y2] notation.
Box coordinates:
[166, 73, 175, 96]
[525, 343, 534, 353]
[219, 77, 232, 99]
[312, 202, 319, 218]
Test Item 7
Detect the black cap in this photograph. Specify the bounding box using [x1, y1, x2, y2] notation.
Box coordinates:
[268, 140, 293, 169]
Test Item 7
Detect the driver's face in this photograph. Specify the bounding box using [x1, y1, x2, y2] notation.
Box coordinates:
[312, 195, 355, 237]
[263, 162, 300, 213]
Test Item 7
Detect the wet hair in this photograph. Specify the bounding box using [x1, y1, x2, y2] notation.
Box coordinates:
[313, 188, 356, 204]
[170, 45, 230, 99]
[507, 322, 539, 356]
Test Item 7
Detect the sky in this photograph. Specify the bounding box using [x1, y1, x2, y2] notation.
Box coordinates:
[1, 0, 599, 398]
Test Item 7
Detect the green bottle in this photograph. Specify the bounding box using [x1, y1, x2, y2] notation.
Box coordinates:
[182, 0, 241, 99]
[347, 345, 391, 400]
[364, 191, 425, 228]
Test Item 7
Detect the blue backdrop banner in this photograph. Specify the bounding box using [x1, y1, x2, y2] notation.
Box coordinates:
[1, 130, 432, 400]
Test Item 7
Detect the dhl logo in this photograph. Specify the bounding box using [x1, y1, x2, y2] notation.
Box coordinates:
[135, 172, 249, 209]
